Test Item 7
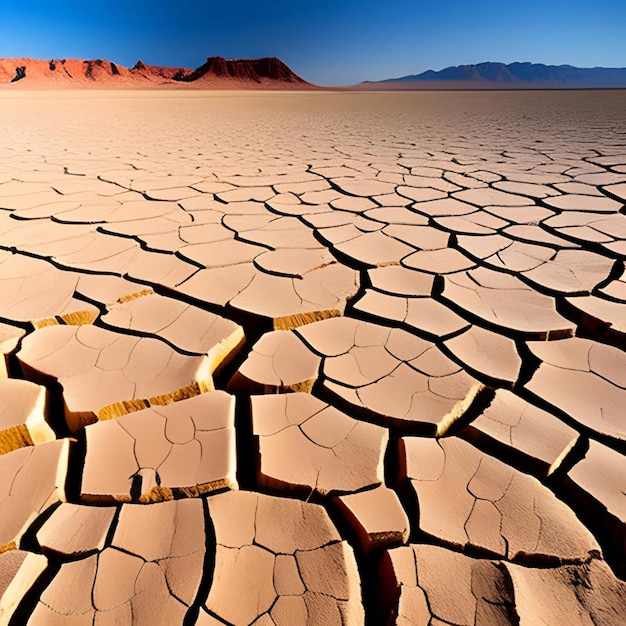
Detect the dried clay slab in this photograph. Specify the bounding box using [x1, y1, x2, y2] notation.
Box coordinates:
[296, 317, 485, 435]
[228, 330, 321, 394]
[399, 436, 599, 563]
[101, 292, 244, 368]
[0, 439, 69, 552]
[333, 485, 410, 553]
[444, 325, 522, 385]
[526, 336, 626, 442]
[505, 558, 626, 625]
[565, 439, 626, 525]
[0, 323, 25, 378]
[0, 379, 54, 455]
[380, 544, 516, 625]
[25, 499, 206, 624]
[17, 324, 215, 432]
[0, 552, 47, 624]
[461, 389, 579, 477]
[201, 490, 364, 625]
[561, 447, 626, 578]
[0, 252, 99, 328]
[81, 391, 237, 503]
[441, 267, 574, 340]
[251, 393, 387, 496]
[380, 543, 626, 625]
[37, 503, 117, 556]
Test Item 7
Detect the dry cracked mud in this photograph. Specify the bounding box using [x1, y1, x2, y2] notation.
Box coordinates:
[0, 89, 625, 624]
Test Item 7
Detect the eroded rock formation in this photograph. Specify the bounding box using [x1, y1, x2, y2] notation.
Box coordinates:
[0, 56, 314, 88]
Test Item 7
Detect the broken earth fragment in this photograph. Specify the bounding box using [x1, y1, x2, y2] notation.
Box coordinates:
[251, 393, 387, 496]
[564, 294, 626, 344]
[37, 503, 116, 556]
[0, 379, 53, 454]
[567, 440, 626, 524]
[17, 324, 214, 432]
[101, 292, 245, 369]
[81, 391, 237, 502]
[0, 252, 99, 329]
[441, 268, 575, 339]
[560, 439, 626, 577]
[333, 486, 410, 553]
[296, 317, 485, 434]
[204, 490, 364, 625]
[0, 552, 47, 624]
[461, 389, 579, 477]
[74, 272, 155, 307]
[228, 264, 359, 329]
[505, 559, 626, 624]
[399, 436, 599, 563]
[379, 544, 516, 625]
[526, 336, 626, 442]
[443, 324, 522, 386]
[228, 330, 321, 394]
[0, 323, 25, 378]
[0, 439, 69, 551]
[380, 543, 626, 626]
[27, 498, 206, 624]
[353, 289, 470, 341]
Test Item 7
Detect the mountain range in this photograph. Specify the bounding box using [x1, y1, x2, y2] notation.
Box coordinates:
[0, 56, 311, 89]
[2, 58, 625, 89]
[369, 62, 626, 89]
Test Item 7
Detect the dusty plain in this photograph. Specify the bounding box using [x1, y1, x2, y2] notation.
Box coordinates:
[0, 89, 625, 624]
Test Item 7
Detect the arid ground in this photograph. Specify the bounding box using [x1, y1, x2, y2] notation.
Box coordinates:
[0, 89, 625, 624]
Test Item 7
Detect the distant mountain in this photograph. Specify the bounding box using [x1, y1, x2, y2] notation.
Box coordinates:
[371, 62, 626, 89]
[0, 56, 313, 89]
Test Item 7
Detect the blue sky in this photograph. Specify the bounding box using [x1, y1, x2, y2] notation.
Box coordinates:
[0, 1, 624, 85]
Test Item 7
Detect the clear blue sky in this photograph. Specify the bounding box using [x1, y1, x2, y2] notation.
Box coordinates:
[0, 1, 624, 85]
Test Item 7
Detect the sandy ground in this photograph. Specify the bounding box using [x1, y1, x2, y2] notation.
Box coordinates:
[0, 90, 625, 624]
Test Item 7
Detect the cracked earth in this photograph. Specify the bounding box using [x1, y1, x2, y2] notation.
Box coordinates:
[0, 89, 625, 624]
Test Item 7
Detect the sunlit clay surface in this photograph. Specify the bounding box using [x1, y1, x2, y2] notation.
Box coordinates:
[0, 89, 625, 624]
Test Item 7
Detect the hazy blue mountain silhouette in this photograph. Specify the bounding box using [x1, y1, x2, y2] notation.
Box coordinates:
[374, 62, 626, 87]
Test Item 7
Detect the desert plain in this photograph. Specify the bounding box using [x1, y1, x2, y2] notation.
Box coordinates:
[0, 88, 624, 624]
